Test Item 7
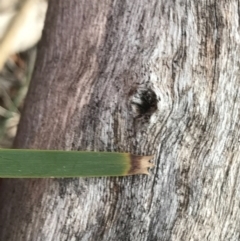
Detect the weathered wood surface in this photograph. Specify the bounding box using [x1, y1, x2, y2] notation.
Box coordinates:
[1, 0, 240, 240]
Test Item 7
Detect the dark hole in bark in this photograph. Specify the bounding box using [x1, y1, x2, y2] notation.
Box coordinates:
[131, 88, 158, 117]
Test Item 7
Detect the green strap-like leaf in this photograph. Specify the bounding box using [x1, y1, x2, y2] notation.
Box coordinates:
[0, 149, 154, 178]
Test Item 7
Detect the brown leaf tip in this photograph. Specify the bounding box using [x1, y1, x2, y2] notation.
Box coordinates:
[128, 154, 155, 175]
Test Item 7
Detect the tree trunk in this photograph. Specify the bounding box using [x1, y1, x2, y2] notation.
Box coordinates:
[1, 0, 240, 240]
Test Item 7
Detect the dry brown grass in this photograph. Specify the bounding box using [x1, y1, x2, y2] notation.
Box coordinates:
[0, 0, 47, 147]
[0, 48, 36, 147]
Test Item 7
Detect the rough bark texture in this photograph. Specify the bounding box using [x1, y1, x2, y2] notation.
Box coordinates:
[1, 0, 240, 240]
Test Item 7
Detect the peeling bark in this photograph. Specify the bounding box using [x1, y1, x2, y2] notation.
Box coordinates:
[1, 0, 240, 240]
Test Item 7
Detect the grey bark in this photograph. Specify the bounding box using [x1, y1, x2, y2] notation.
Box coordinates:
[1, 0, 240, 240]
